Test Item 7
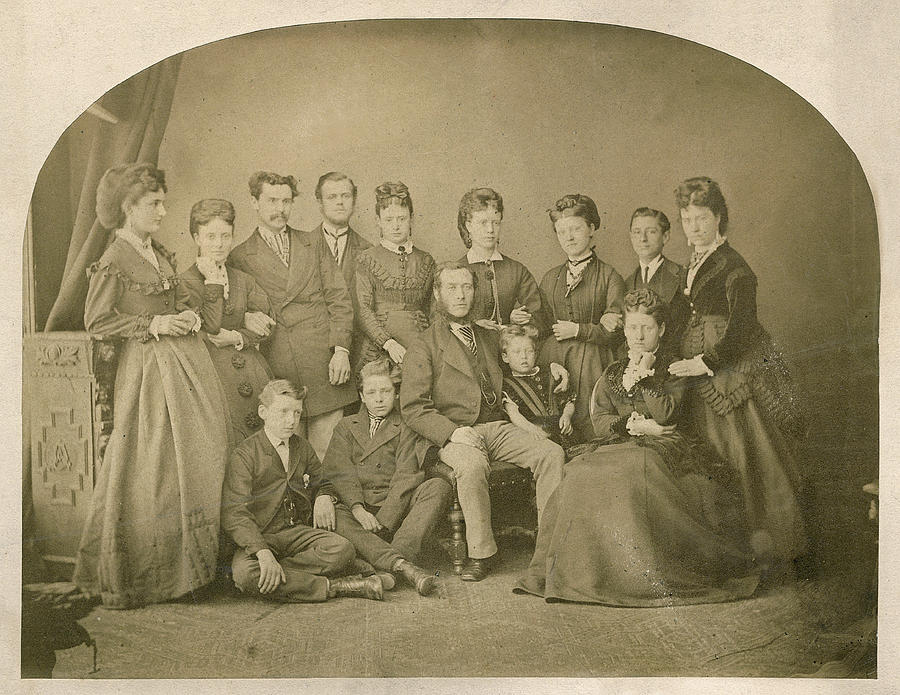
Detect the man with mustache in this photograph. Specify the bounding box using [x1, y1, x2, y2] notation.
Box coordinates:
[230, 171, 356, 461]
[400, 261, 565, 581]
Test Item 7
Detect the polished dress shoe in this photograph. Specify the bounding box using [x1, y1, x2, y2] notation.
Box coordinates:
[328, 575, 384, 600]
[394, 560, 436, 596]
[460, 556, 494, 582]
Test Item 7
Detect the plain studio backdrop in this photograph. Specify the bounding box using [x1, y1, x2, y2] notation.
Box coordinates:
[32, 20, 878, 363]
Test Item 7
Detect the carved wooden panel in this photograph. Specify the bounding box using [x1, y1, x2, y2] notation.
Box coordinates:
[24, 333, 113, 562]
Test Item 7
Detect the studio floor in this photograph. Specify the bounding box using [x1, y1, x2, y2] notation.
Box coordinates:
[48, 537, 875, 679]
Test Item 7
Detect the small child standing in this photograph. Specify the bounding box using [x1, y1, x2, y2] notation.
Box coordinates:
[501, 325, 576, 446]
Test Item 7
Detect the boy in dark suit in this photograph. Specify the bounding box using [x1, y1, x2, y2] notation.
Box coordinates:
[500, 324, 576, 447]
[324, 360, 450, 596]
[221, 379, 386, 602]
[625, 207, 687, 351]
[625, 207, 685, 303]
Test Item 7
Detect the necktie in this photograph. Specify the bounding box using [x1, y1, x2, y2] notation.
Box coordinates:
[457, 325, 477, 356]
[642, 265, 649, 285]
[368, 416, 384, 439]
[326, 231, 346, 263]
[276, 440, 290, 472]
[267, 230, 289, 266]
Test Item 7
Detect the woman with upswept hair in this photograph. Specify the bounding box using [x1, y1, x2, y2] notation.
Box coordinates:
[668, 176, 807, 570]
[354, 181, 436, 372]
[178, 198, 275, 441]
[73, 163, 230, 609]
[516, 289, 759, 606]
[538, 193, 626, 443]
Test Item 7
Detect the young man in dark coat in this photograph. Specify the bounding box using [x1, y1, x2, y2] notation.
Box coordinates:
[324, 359, 451, 596]
[221, 379, 387, 602]
[229, 171, 356, 462]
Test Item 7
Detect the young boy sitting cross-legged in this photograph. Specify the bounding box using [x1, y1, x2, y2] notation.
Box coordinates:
[324, 359, 452, 596]
[222, 379, 386, 602]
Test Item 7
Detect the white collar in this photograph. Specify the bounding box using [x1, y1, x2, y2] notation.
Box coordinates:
[258, 224, 287, 237]
[467, 248, 503, 264]
[639, 254, 664, 272]
[380, 238, 413, 254]
[322, 222, 349, 238]
[692, 234, 726, 255]
[511, 366, 540, 377]
[449, 320, 473, 332]
[264, 428, 289, 451]
[627, 344, 661, 362]
[117, 228, 152, 251]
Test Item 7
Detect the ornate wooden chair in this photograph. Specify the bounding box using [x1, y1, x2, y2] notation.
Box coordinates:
[425, 451, 537, 575]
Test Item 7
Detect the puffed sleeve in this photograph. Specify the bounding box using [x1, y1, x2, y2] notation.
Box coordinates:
[513, 261, 548, 336]
[84, 262, 153, 341]
[355, 253, 392, 347]
[589, 373, 630, 440]
[638, 373, 686, 426]
[701, 268, 761, 371]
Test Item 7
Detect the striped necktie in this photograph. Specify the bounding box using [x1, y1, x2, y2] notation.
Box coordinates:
[457, 324, 478, 357]
[368, 416, 384, 439]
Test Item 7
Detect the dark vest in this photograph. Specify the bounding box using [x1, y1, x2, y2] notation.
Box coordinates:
[460, 333, 505, 424]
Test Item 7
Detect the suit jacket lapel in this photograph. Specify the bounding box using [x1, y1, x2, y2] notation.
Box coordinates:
[438, 319, 477, 380]
[283, 226, 315, 305]
[286, 435, 303, 479]
[348, 412, 371, 452]
[362, 409, 401, 460]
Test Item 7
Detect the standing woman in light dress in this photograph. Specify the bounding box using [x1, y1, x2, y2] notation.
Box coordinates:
[668, 176, 807, 570]
[539, 194, 626, 443]
[354, 182, 436, 372]
[73, 163, 230, 609]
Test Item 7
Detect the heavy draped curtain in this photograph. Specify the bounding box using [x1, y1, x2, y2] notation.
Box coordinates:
[42, 55, 181, 331]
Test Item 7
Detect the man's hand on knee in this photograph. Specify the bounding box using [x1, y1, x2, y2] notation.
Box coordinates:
[352, 503, 383, 532]
[256, 549, 286, 594]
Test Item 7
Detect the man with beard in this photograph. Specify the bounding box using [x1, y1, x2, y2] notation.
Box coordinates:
[400, 261, 565, 581]
[230, 171, 356, 461]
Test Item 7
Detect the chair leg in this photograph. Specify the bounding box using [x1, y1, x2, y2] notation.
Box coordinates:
[440, 492, 468, 575]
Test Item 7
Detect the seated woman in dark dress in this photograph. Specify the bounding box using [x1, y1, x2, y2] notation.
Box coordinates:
[515, 289, 760, 607]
